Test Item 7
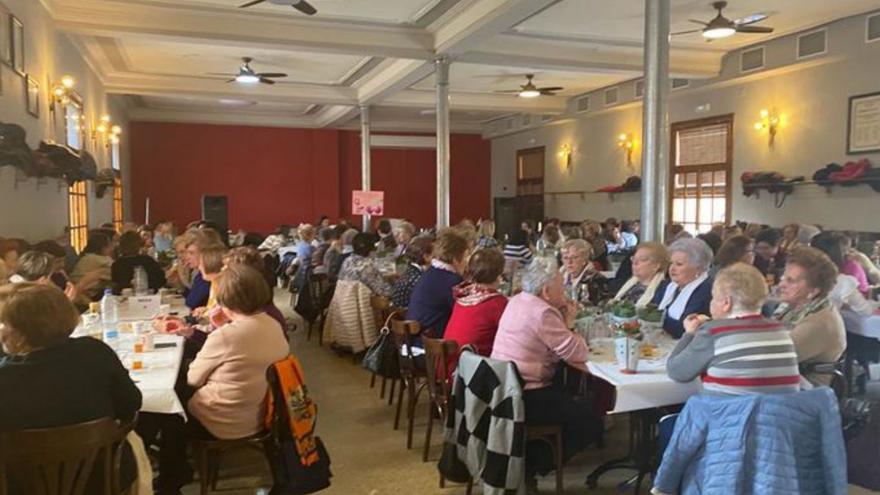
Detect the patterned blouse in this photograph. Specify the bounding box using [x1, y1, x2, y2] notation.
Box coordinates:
[391, 263, 424, 308]
[338, 254, 391, 297]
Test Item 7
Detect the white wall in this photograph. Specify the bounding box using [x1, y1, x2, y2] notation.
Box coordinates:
[0, 0, 129, 242]
[490, 12, 880, 231]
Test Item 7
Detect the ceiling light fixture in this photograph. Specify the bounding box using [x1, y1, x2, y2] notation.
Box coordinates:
[235, 74, 261, 84]
[702, 26, 736, 39]
[519, 89, 541, 98]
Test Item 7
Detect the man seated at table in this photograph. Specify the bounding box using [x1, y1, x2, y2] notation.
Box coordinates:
[491, 257, 602, 480]
[666, 263, 801, 395]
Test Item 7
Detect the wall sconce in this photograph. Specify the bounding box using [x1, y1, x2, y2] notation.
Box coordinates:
[753, 108, 780, 147]
[617, 133, 635, 166]
[558, 144, 573, 173]
[50, 75, 76, 112]
[92, 115, 121, 148]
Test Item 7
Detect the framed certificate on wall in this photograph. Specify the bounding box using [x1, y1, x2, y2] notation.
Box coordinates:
[847, 91, 880, 154]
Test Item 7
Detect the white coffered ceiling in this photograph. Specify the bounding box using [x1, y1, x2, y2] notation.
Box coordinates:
[44, 0, 880, 132]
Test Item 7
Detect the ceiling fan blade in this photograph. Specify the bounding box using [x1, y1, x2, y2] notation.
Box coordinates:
[539, 89, 559, 96]
[259, 78, 276, 85]
[225, 79, 236, 83]
[238, 0, 265, 8]
[207, 72, 236, 76]
[671, 29, 703, 36]
[292, 0, 317, 15]
[257, 73, 288, 78]
[538, 87, 563, 92]
[734, 13, 768, 26]
[493, 89, 522, 93]
[735, 25, 773, 33]
[688, 19, 709, 26]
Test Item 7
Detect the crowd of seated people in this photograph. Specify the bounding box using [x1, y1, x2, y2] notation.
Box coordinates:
[1, 212, 879, 493]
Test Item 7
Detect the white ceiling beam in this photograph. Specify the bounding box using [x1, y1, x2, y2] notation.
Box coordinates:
[52, 0, 434, 60]
[104, 74, 359, 106]
[460, 34, 721, 78]
[314, 105, 359, 128]
[129, 107, 318, 128]
[355, 0, 558, 106]
[385, 90, 566, 114]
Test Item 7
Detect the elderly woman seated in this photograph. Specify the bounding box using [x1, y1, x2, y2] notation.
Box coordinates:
[612, 242, 669, 307]
[491, 257, 602, 479]
[773, 247, 846, 386]
[811, 232, 877, 316]
[390, 236, 434, 308]
[560, 239, 610, 305]
[0, 283, 142, 493]
[338, 233, 392, 297]
[407, 229, 469, 337]
[666, 263, 800, 394]
[653, 237, 715, 338]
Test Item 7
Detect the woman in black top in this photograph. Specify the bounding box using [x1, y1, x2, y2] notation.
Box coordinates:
[0, 283, 142, 493]
[112, 230, 167, 293]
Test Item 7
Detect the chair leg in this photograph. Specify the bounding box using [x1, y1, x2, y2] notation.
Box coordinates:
[197, 446, 210, 495]
[466, 478, 474, 495]
[554, 432, 563, 495]
[388, 378, 397, 406]
[406, 379, 417, 449]
[394, 378, 405, 430]
[306, 319, 313, 341]
[370, 372, 377, 389]
[317, 318, 324, 346]
[379, 376, 387, 399]
[210, 450, 222, 491]
[422, 401, 435, 462]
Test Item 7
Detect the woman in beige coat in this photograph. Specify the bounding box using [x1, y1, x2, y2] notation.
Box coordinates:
[773, 247, 846, 386]
[187, 264, 290, 439]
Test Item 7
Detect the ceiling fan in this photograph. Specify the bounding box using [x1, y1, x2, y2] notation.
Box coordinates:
[208, 57, 288, 85]
[672, 1, 773, 40]
[238, 0, 317, 15]
[494, 74, 563, 98]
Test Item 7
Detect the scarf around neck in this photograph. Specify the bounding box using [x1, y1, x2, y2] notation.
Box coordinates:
[453, 282, 504, 307]
[658, 271, 709, 320]
[773, 296, 830, 324]
[614, 271, 666, 308]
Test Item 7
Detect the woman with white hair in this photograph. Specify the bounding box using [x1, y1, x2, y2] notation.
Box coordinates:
[491, 257, 602, 479]
[653, 237, 714, 338]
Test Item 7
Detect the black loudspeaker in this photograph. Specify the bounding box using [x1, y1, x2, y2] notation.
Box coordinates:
[202, 195, 229, 245]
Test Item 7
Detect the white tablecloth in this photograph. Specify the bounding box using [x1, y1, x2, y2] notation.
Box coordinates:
[586, 337, 702, 414]
[117, 333, 186, 416]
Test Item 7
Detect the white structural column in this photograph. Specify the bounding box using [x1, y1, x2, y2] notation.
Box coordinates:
[435, 58, 451, 228]
[639, 0, 671, 242]
[360, 105, 372, 232]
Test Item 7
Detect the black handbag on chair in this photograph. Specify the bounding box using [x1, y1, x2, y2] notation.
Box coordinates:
[362, 312, 402, 379]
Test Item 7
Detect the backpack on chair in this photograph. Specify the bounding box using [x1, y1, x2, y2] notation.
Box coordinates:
[265, 355, 332, 495]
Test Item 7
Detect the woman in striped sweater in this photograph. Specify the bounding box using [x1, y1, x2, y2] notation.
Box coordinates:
[666, 263, 800, 395]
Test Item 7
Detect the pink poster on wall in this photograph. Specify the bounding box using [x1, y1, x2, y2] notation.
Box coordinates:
[352, 190, 385, 216]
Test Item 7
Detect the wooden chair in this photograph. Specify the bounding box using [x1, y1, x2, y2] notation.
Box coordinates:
[192, 430, 273, 495]
[306, 272, 330, 345]
[525, 425, 564, 495]
[421, 337, 459, 464]
[389, 317, 428, 449]
[0, 417, 133, 495]
[369, 295, 401, 404]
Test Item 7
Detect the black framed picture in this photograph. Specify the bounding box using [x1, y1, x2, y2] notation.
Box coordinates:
[11, 13, 23, 75]
[847, 91, 880, 154]
[0, 2, 11, 67]
[25, 75, 39, 118]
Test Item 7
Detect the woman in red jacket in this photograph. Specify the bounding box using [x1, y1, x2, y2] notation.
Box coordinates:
[444, 248, 508, 376]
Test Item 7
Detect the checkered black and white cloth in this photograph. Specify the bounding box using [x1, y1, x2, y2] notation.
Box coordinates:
[438, 349, 526, 495]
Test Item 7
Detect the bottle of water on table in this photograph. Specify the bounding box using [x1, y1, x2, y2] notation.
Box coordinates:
[133, 266, 149, 296]
[101, 288, 120, 350]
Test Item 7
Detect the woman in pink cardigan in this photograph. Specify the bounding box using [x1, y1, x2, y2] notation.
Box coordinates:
[491, 257, 603, 480]
[187, 264, 290, 439]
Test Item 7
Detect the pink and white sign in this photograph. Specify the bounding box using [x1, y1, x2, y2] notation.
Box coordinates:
[352, 190, 385, 216]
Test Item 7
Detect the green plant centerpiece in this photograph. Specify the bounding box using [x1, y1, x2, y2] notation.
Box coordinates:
[637, 303, 664, 323]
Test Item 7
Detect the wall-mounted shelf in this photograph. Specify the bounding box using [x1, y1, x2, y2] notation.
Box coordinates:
[544, 189, 640, 201]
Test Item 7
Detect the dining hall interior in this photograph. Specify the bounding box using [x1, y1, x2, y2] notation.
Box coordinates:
[2, 0, 880, 494]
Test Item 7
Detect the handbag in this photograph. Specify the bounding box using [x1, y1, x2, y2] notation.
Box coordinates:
[362, 311, 402, 379]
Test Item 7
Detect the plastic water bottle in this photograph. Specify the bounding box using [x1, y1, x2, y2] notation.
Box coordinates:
[100, 289, 120, 349]
[133, 266, 149, 296]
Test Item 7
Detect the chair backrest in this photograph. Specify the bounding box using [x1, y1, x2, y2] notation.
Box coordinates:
[422, 337, 459, 412]
[389, 317, 422, 361]
[656, 413, 680, 468]
[0, 417, 127, 495]
[370, 295, 391, 329]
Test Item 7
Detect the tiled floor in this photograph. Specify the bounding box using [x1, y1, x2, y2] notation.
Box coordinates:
[178, 293, 878, 494]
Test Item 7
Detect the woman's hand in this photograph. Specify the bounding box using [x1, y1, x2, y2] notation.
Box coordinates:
[192, 306, 208, 319]
[208, 305, 230, 328]
[153, 316, 193, 337]
[683, 313, 710, 334]
[562, 300, 578, 330]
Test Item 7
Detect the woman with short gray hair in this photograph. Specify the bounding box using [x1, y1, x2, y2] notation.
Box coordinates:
[491, 257, 601, 477]
[653, 237, 715, 338]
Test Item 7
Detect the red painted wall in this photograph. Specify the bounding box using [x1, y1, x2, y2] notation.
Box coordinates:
[130, 122, 490, 234]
